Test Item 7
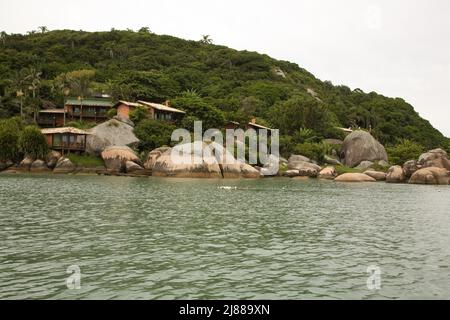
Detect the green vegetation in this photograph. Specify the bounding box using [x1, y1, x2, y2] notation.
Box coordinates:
[0, 117, 22, 162]
[18, 125, 48, 159]
[65, 120, 97, 129]
[335, 165, 363, 175]
[134, 119, 175, 151]
[129, 105, 149, 124]
[67, 153, 104, 167]
[386, 139, 425, 166]
[0, 28, 447, 156]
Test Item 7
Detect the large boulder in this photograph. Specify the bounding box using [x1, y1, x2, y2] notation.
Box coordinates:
[417, 148, 450, 170]
[340, 130, 388, 167]
[363, 170, 386, 181]
[30, 159, 50, 172]
[18, 156, 34, 172]
[152, 142, 260, 179]
[86, 119, 139, 155]
[143, 146, 171, 170]
[409, 167, 449, 185]
[386, 165, 406, 183]
[318, 166, 336, 179]
[403, 160, 420, 178]
[53, 157, 76, 174]
[288, 154, 311, 163]
[355, 160, 374, 171]
[287, 160, 321, 172]
[46, 151, 62, 169]
[283, 170, 300, 177]
[260, 154, 280, 176]
[125, 160, 144, 174]
[101, 146, 141, 173]
[334, 173, 376, 182]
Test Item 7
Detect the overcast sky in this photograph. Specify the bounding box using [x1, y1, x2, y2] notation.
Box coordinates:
[1, 0, 449, 136]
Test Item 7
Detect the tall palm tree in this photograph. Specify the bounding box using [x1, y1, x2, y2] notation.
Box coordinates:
[24, 68, 42, 122]
[0, 31, 7, 45]
[10, 69, 28, 119]
[200, 35, 213, 44]
[65, 70, 95, 121]
[38, 26, 48, 34]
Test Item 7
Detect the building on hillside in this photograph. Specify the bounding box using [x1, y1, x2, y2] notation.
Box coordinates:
[137, 100, 185, 122]
[41, 127, 91, 154]
[114, 101, 144, 119]
[37, 109, 66, 127]
[64, 97, 113, 123]
[37, 97, 113, 127]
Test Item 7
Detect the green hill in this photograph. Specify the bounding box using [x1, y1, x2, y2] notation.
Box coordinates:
[0, 29, 448, 155]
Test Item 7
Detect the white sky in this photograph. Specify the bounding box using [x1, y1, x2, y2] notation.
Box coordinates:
[1, 0, 449, 136]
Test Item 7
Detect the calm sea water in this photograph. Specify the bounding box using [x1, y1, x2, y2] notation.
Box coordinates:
[0, 174, 449, 299]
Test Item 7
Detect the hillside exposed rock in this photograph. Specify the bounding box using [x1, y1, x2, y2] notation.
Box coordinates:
[86, 119, 139, 155]
[340, 130, 388, 167]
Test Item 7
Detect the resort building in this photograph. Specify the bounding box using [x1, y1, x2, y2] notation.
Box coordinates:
[114, 100, 185, 122]
[41, 127, 91, 154]
[37, 97, 113, 127]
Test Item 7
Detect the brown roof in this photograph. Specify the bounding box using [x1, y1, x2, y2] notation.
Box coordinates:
[247, 122, 272, 130]
[41, 127, 92, 135]
[114, 100, 143, 108]
[138, 100, 186, 114]
[39, 108, 66, 114]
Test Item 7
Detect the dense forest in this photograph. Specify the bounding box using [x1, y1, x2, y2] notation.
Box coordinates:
[0, 28, 448, 159]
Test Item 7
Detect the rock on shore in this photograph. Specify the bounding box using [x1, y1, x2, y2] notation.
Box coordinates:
[334, 173, 376, 182]
[340, 130, 388, 167]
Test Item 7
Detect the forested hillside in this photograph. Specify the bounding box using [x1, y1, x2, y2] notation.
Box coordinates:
[0, 28, 448, 156]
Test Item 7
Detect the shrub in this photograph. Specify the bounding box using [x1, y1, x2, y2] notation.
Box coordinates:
[293, 142, 329, 163]
[129, 105, 148, 124]
[107, 108, 117, 119]
[18, 125, 49, 159]
[0, 117, 22, 162]
[386, 139, 425, 165]
[134, 119, 176, 151]
[67, 154, 104, 167]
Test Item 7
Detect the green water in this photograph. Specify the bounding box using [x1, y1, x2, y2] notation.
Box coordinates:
[0, 174, 449, 299]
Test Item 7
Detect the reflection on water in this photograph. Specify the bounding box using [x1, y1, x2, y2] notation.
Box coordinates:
[0, 174, 449, 299]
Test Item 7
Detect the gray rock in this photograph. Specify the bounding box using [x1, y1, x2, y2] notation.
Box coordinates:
[363, 170, 386, 181]
[318, 166, 336, 179]
[386, 165, 406, 183]
[53, 157, 76, 174]
[409, 167, 449, 185]
[46, 150, 62, 169]
[125, 160, 144, 173]
[287, 160, 321, 172]
[283, 170, 300, 177]
[18, 156, 34, 171]
[355, 160, 374, 170]
[101, 146, 141, 173]
[86, 119, 139, 156]
[340, 130, 388, 167]
[288, 154, 311, 163]
[403, 160, 420, 178]
[417, 148, 450, 170]
[30, 159, 50, 172]
[334, 173, 376, 182]
[143, 146, 172, 170]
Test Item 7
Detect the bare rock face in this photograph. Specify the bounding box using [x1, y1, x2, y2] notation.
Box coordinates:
[403, 160, 420, 178]
[284, 170, 300, 177]
[318, 166, 336, 179]
[386, 165, 406, 183]
[363, 170, 386, 181]
[86, 119, 139, 156]
[30, 159, 50, 172]
[151, 142, 260, 179]
[101, 146, 141, 173]
[53, 157, 76, 174]
[287, 160, 321, 173]
[340, 130, 388, 167]
[46, 150, 62, 169]
[334, 173, 376, 182]
[355, 160, 374, 171]
[18, 156, 34, 172]
[417, 148, 450, 170]
[125, 160, 144, 173]
[288, 154, 311, 163]
[143, 147, 171, 170]
[409, 167, 449, 185]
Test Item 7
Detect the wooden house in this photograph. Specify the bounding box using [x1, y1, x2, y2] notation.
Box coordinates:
[137, 100, 185, 122]
[37, 109, 66, 127]
[41, 127, 91, 154]
[64, 97, 113, 123]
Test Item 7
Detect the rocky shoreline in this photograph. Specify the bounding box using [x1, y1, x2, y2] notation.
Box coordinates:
[1, 130, 449, 185]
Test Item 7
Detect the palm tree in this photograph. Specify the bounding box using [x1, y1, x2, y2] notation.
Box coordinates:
[0, 31, 7, 45]
[38, 26, 48, 34]
[200, 35, 213, 44]
[24, 68, 42, 122]
[65, 70, 95, 121]
[10, 69, 29, 119]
